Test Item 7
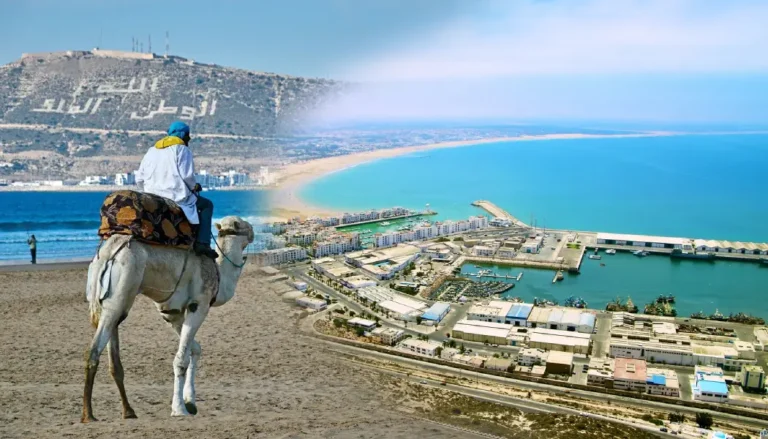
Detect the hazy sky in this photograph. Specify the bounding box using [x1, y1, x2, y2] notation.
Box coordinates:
[2, 0, 767, 124]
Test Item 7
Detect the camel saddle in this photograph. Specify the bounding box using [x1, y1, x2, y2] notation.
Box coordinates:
[98, 190, 196, 249]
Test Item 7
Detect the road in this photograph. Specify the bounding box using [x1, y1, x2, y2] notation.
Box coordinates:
[304, 328, 768, 432]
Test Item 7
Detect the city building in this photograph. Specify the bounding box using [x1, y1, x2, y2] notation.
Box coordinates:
[114, 172, 136, 186]
[373, 215, 488, 248]
[312, 232, 361, 257]
[525, 307, 596, 333]
[518, 348, 548, 367]
[467, 301, 513, 323]
[740, 365, 766, 392]
[356, 286, 427, 321]
[370, 327, 404, 346]
[613, 358, 648, 391]
[421, 302, 451, 323]
[347, 317, 377, 331]
[506, 303, 534, 327]
[254, 247, 307, 266]
[484, 357, 514, 372]
[340, 275, 377, 290]
[291, 281, 307, 291]
[646, 368, 680, 398]
[296, 296, 327, 310]
[596, 233, 685, 250]
[399, 339, 442, 357]
[528, 328, 591, 355]
[587, 357, 615, 386]
[346, 245, 421, 280]
[693, 366, 729, 403]
[452, 319, 513, 345]
[545, 351, 574, 375]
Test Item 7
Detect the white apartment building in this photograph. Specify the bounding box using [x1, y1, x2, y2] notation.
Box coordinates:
[399, 339, 442, 357]
[313, 233, 361, 257]
[114, 172, 136, 186]
[255, 247, 308, 266]
[370, 327, 404, 346]
[373, 215, 489, 248]
[518, 348, 547, 367]
[296, 296, 327, 310]
[472, 245, 495, 257]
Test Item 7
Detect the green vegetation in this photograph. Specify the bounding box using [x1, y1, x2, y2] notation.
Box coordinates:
[695, 412, 713, 429]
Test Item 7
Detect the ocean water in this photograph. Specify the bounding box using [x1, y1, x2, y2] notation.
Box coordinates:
[303, 133, 768, 318]
[302, 134, 768, 241]
[0, 190, 269, 262]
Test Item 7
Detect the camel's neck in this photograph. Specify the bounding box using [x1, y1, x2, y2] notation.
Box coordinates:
[213, 242, 244, 306]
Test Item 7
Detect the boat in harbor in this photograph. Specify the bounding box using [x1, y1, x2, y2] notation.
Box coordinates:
[670, 249, 715, 260]
[588, 254, 602, 260]
[656, 294, 675, 304]
[555, 270, 564, 281]
[564, 295, 588, 308]
[533, 297, 558, 307]
[632, 250, 649, 257]
[380, 221, 391, 226]
[594, 248, 599, 254]
[605, 249, 617, 255]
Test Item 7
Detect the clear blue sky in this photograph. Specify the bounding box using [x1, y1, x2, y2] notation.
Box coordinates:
[2, 0, 767, 124]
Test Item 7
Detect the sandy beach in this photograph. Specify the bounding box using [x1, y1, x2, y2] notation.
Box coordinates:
[269, 132, 669, 220]
[0, 264, 490, 439]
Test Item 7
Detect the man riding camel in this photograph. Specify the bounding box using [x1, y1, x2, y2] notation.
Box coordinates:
[136, 121, 218, 259]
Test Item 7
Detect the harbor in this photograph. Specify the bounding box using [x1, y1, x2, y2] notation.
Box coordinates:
[454, 200, 768, 318]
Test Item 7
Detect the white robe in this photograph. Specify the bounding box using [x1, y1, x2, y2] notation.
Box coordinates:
[135, 145, 199, 224]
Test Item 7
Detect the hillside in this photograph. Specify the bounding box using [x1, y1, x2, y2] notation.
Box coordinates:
[0, 49, 342, 165]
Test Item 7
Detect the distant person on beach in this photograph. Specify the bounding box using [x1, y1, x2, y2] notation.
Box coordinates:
[135, 121, 217, 259]
[27, 234, 37, 264]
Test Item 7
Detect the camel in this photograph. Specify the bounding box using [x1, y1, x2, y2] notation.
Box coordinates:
[82, 216, 254, 422]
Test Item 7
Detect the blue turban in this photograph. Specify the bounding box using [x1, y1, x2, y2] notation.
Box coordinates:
[167, 121, 191, 140]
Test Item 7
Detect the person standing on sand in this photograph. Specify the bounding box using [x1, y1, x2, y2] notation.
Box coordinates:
[27, 234, 37, 264]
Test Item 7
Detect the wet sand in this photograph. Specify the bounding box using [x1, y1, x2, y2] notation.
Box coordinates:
[0, 265, 482, 438]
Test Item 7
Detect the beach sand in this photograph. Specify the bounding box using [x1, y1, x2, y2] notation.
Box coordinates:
[0, 265, 483, 439]
[269, 132, 668, 220]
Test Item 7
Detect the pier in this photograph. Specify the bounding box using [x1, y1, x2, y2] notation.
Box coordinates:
[472, 200, 528, 227]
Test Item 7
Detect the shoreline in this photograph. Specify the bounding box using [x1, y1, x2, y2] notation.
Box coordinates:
[0, 185, 271, 193]
[269, 132, 672, 220]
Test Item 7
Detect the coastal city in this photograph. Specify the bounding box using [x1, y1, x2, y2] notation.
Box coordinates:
[251, 200, 768, 438]
[0, 165, 275, 189]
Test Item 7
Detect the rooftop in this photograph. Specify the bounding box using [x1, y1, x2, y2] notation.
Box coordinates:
[614, 358, 648, 382]
[696, 380, 728, 395]
[597, 232, 686, 246]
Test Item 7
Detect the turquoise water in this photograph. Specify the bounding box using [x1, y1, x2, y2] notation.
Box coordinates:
[461, 254, 767, 318]
[302, 133, 768, 318]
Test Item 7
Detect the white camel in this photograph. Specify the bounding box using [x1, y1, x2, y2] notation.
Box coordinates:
[82, 216, 254, 422]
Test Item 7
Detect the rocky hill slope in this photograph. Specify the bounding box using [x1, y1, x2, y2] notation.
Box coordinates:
[0, 49, 342, 161]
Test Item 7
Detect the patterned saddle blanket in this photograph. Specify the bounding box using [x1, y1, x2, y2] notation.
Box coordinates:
[98, 190, 196, 248]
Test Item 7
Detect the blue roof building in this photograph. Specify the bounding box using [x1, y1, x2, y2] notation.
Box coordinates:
[505, 303, 533, 326]
[693, 366, 729, 403]
[421, 302, 451, 322]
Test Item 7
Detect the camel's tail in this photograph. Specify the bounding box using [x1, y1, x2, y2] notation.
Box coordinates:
[86, 236, 130, 328]
[86, 257, 105, 328]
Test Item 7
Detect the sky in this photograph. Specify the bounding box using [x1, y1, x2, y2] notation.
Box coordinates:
[2, 0, 768, 124]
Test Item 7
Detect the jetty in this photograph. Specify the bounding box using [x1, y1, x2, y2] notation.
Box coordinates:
[472, 200, 528, 227]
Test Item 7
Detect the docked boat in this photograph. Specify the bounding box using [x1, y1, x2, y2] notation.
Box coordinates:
[594, 248, 600, 254]
[556, 270, 564, 281]
[670, 249, 715, 260]
[380, 221, 391, 226]
[589, 254, 602, 260]
[605, 249, 617, 255]
[632, 250, 649, 257]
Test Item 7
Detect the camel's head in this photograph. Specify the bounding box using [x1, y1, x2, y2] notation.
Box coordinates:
[215, 216, 254, 254]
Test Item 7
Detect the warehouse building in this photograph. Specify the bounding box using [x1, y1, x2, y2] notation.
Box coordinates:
[484, 357, 514, 372]
[613, 358, 648, 392]
[526, 307, 596, 333]
[467, 301, 513, 323]
[740, 365, 766, 392]
[693, 366, 729, 403]
[421, 302, 451, 323]
[646, 368, 681, 398]
[596, 232, 685, 250]
[506, 303, 534, 326]
[452, 319, 513, 345]
[528, 328, 591, 355]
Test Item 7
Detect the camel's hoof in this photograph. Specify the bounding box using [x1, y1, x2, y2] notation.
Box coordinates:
[184, 402, 198, 415]
[171, 409, 190, 417]
[81, 415, 98, 423]
[123, 409, 138, 419]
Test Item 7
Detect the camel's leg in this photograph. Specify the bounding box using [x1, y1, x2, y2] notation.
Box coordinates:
[108, 327, 137, 419]
[183, 340, 201, 415]
[82, 314, 119, 423]
[171, 305, 208, 416]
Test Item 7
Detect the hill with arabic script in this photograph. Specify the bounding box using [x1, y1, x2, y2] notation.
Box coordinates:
[0, 49, 343, 179]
